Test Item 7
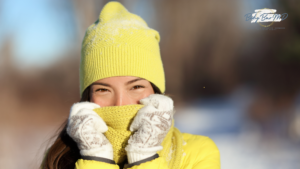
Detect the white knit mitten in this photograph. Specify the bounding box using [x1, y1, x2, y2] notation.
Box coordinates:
[66, 102, 114, 160]
[125, 94, 174, 163]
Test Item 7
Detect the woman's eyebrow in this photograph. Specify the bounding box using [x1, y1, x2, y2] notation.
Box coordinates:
[126, 78, 145, 85]
[91, 82, 111, 87]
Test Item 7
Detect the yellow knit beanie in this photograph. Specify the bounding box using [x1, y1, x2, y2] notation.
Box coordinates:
[80, 1, 165, 96]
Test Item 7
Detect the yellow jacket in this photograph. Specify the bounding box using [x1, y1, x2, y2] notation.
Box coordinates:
[75, 133, 220, 169]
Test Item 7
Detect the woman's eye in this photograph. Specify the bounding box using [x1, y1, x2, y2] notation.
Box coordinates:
[95, 88, 108, 92]
[132, 85, 144, 90]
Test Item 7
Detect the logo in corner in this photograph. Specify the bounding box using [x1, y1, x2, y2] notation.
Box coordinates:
[245, 8, 288, 27]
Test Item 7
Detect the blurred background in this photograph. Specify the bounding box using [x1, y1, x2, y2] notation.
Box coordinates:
[1, 0, 300, 168]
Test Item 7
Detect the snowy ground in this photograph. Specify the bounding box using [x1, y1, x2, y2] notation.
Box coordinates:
[174, 85, 300, 169]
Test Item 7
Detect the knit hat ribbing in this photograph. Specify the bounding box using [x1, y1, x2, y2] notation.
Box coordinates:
[80, 1, 165, 96]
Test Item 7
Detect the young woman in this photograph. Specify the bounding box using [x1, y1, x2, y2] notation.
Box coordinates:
[41, 1, 220, 169]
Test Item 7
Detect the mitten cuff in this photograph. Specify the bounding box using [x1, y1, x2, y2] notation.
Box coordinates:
[125, 145, 163, 163]
[127, 151, 157, 164]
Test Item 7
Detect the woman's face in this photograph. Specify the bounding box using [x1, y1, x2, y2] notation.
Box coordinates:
[90, 76, 155, 107]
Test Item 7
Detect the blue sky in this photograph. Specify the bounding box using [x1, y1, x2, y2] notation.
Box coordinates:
[0, 0, 77, 68]
[0, 0, 156, 69]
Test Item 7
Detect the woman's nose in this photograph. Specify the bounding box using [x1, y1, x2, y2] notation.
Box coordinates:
[114, 93, 133, 106]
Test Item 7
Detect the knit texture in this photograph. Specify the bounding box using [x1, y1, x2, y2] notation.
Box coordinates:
[80, 1, 165, 96]
[93, 104, 183, 169]
[94, 104, 143, 163]
[158, 123, 183, 169]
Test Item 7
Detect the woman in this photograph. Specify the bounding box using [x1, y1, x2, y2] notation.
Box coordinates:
[41, 1, 220, 169]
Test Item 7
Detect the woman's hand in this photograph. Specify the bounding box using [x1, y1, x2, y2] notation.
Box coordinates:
[125, 94, 174, 164]
[66, 102, 114, 160]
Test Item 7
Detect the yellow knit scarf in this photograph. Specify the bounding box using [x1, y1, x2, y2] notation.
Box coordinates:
[93, 104, 183, 169]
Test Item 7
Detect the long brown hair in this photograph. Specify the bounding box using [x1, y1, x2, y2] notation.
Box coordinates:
[41, 82, 161, 169]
